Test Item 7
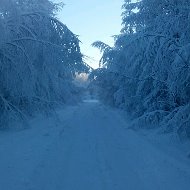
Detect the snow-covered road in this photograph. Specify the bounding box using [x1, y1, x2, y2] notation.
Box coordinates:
[0, 100, 190, 190]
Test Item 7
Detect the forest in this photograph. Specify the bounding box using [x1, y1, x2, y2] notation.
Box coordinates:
[0, 0, 89, 128]
[0, 0, 190, 138]
[91, 0, 190, 140]
[0, 1, 190, 189]
[0, 0, 190, 141]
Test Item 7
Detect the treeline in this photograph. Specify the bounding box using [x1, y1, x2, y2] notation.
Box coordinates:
[0, 0, 88, 128]
[91, 0, 190, 139]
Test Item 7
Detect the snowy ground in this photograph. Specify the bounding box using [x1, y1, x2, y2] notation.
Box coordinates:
[0, 99, 190, 190]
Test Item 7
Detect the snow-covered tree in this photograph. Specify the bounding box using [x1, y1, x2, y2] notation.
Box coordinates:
[92, 0, 190, 139]
[0, 0, 88, 128]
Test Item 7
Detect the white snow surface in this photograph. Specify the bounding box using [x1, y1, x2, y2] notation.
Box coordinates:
[0, 99, 190, 190]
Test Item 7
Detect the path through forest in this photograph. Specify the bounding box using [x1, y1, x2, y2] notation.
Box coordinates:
[0, 99, 190, 190]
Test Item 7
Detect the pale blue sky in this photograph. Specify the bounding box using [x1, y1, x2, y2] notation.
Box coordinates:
[57, 0, 123, 68]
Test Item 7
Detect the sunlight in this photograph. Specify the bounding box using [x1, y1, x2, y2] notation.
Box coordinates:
[74, 73, 89, 87]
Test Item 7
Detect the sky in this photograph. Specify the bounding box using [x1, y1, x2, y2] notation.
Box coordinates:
[56, 0, 123, 69]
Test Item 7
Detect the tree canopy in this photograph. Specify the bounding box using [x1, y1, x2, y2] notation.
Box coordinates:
[0, 0, 88, 127]
[92, 0, 190, 139]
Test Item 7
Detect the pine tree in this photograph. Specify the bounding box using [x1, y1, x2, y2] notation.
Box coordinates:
[92, 0, 190, 138]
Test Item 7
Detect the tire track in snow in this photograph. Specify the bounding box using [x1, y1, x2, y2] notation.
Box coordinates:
[1, 101, 190, 190]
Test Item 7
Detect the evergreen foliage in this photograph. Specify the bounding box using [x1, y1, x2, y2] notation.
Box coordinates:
[92, 0, 190, 139]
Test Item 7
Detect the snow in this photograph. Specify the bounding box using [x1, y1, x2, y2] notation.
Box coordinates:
[0, 99, 190, 190]
[91, 0, 190, 139]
